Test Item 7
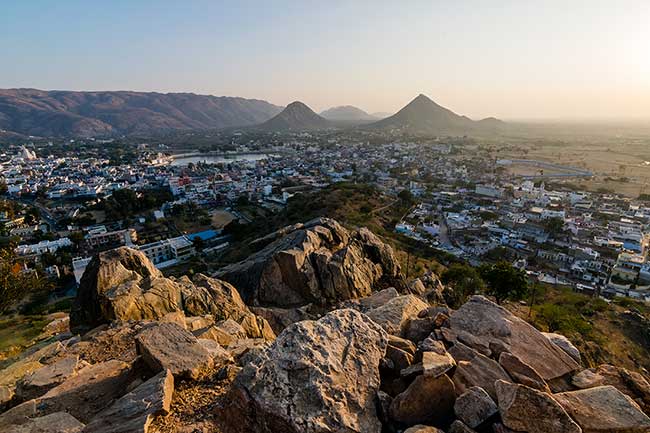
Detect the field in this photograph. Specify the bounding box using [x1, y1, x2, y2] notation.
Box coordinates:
[490, 122, 650, 197]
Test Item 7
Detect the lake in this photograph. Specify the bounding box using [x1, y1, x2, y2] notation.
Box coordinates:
[170, 153, 273, 166]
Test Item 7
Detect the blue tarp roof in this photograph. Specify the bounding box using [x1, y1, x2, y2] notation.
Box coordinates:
[187, 229, 220, 241]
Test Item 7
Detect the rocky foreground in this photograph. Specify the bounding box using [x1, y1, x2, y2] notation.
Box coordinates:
[1, 218, 650, 433]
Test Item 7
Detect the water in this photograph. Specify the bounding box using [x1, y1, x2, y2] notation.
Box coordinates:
[170, 153, 272, 166]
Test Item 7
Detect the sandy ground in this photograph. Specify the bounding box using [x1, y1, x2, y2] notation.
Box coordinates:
[210, 210, 235, 229]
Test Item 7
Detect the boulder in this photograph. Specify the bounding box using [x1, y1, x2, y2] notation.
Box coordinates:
[495, 380, 581, 433]
[571, 364, 650, 414]
[350, 287, 400, 312]
[2, 412, 84, 433]
[184, 315, 214, 332]
[448, 420, 477, 433]
[454, 386, 498, 428]
[438, 327, 491, 357]
[389, 374, 456, 426]
[0, 360, 132, 425]
[554, 385, 650, 433]
[197, 339, 233, 366]
[542, 332, 581, 363]
[42, 315, 70, 337]
[417, 334, 447, 355]
[1, 385, 13, 407]
[16, 356, 80, 400]
[366, 294, 429, 336]
[70, 247, 183, 333]
[216, 218, 401, 307]
[193, 326, 235, 347]
[404, 425, 444, 433]
[448, 343, 510, 400]
[400, 351, 456, 379]
[81, 369, 173, 433]
[386, 345, 414, 371]
[136, 322, 213, 379]
[224, 309, 387, 433]
[403, 316, 438, 343]
[388, 334, 417, 355]
[498, 352, 549, 392]
[227, 338, 270, 364]
[450, 296, 579, 381]
[181, 274, 248, 321]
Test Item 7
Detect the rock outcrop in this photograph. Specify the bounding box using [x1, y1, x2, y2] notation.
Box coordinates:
[70, 247, 274, 342]
[136, 323, 214, 379]
[216, 218, 402, 307]
[495, 380, 582, 433]
[81, 370, 173, 433]
[4, 223, 650, 433]
[554, 385, 650, 433]
[449, 296, 580, 382]
[70, 248, 181, 333]
[224, 309, 388, 433]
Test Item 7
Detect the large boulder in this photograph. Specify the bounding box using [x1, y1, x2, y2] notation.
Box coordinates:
[571, 364, 650, 414]
[70, 247, 275, 341]
[0, 360, 133, 425]
[448, 343, 510, 400]
[82, 369, 173, 433]
[554, 385, 650, 433]
[389, 374, 456, 426]
[15, 356, 81, 401]
[449, 296, 580, 382]
[2, 412, 84, 433]
[216, 218, 402, 307]
[495, 380, 581, 433]
[366, 294, 429, 336]
[454, 386, 498, 429]
[224, 309, 388, 433]
[135, 322, 213, 379]
[542, 332, 581, 363]
[70, 247, 182, 333]
[498, 352, 549, 392]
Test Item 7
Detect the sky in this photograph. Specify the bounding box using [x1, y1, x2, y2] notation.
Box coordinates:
[2, 0, 650, 120]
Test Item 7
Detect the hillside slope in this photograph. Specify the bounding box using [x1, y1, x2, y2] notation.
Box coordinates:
[0, 88, 283, 137]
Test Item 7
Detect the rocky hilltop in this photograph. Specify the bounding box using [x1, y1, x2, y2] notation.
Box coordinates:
[1, 219, 650, 433]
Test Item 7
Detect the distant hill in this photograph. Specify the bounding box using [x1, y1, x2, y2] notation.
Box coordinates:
[365, 94, 504, 135]
[370, 112, 393, 119]
[320, 105, 377, 122]
[0, 88, 283, 137]
[256, 101, 333, 131]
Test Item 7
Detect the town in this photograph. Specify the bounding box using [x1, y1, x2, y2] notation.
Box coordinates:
[2, 130, 649, 305]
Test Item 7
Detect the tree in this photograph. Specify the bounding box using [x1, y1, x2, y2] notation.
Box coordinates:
[0, 179, 7, 195]
[543, 217, 564, 238]
[398, 189, 415, 205]
[479, 261, 528, 304]
[0, 247, 48, 313]
[441, 263, 486, 308]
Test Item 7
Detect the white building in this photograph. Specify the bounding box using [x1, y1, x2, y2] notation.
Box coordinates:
[15, 238, 72, 256]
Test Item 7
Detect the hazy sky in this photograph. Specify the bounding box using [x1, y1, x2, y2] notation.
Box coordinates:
[2, 0, 649, 120]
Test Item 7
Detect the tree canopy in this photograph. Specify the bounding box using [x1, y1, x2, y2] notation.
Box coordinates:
[479, 261, 528, 304]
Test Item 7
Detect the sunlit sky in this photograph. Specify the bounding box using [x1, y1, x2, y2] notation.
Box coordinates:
[2, 0, 650, 120]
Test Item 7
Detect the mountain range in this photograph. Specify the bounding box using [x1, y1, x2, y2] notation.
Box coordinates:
[0, 89, 504, 137]
[320, 105, 378, 122]
[0, 89, 282, 137]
